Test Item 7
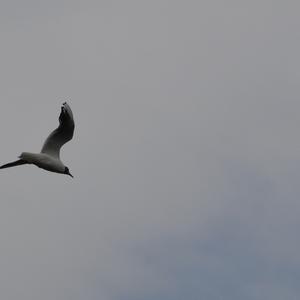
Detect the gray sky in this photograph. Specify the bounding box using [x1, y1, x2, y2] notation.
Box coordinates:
[1, 1, 300, 299]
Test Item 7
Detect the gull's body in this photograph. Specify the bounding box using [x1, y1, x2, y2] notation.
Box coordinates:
[0, 102, 74, 177]
[19, 152, 66, 173]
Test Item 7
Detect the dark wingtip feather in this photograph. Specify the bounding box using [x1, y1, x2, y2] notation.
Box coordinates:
[0, 159, 27, 169]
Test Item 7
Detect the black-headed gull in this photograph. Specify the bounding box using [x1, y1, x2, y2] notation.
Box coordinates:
[0, 102, 74, 177]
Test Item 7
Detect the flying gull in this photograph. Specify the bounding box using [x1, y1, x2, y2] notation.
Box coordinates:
[0, 102, 74, 178]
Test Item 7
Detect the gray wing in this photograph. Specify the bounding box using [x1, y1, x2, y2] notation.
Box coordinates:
[41, 102, 75, 158]
[0, 159, 27, 169]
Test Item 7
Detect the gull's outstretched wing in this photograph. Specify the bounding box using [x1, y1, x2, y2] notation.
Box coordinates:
[41, 102, 75, 159]
[0, 159, 27, 169]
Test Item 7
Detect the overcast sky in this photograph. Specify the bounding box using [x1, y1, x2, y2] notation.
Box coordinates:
[1, 1, 300, 299]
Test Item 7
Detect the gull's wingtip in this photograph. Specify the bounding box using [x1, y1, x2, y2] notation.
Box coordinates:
[62, 102, 73, 116]
[0, 159, 27, 169]
[62, 102, 72, 111]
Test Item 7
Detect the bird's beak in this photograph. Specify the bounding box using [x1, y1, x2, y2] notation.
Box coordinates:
[68, 172, 74, 178]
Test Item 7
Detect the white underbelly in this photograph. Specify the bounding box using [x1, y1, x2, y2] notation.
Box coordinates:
[20, 152, 65, 173]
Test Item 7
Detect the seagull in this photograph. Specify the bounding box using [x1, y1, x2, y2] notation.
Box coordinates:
[0, 102, 74, 178]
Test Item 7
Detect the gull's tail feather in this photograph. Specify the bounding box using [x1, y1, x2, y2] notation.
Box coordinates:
[0, 159, 27, 169]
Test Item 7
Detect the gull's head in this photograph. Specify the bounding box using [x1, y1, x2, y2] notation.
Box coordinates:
[64, 166, 74, 178]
